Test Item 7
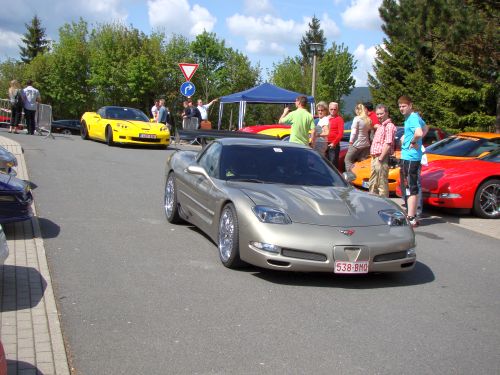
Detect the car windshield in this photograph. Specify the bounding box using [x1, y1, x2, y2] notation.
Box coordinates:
[105, 107, 149, 122]
[426, 136, 500, 157]
[219, 145, 347, 187]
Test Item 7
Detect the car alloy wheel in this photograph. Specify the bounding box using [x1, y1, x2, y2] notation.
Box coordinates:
[80, 121, 89, 140]
[474, 179, 500, 219]
[164, 172, 181, 223]
[218, 203, 243, 268]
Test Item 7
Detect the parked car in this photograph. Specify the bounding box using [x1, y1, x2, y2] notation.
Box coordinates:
[0, 145, 17, 175]
[0, 173, 33, 224]
[164, 138, 416, 273]
[418, 148, 500, 218]
[350, 129, 482, 194]
[0, 224, 9, 265]
[51, 119, 81, 135]
[81, 106, 170, 147]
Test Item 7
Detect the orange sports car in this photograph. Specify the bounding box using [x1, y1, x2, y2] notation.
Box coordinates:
[351, 131, 499, 193]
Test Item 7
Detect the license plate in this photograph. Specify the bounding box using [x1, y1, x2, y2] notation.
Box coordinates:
[361, 181, 369, 189]
[139, 133, 156, 139]
[334, 261, 369, 274]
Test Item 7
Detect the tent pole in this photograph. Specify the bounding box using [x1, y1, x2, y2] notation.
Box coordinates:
[217, 102, 223, 129]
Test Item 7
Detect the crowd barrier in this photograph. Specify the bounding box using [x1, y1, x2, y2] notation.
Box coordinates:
[0, 98, 53, 131]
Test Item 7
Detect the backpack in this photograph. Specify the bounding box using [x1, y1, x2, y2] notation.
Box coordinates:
[11, 90, 23, 109]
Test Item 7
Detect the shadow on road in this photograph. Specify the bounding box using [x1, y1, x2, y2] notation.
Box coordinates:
[37, 217, 61, 239]
[251, 261, 434, 289]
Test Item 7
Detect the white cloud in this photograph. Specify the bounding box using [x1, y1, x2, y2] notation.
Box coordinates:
[227, 12, 341, 57]
[244, 0, 274, 15]
[352, 43, 378, 86]
[341, 0, 383, 30]
[316, 13, 340, 40]
[227, 14, 310, 56]
[0, 29, 23, 60]
[148, 0, 216, 36]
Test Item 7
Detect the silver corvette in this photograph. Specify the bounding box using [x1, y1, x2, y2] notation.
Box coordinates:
[164, 138, 416, 273]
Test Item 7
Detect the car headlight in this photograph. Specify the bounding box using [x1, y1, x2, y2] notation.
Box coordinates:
[160, 126, 167, 132]
[378, 209, 408, 226]
[250, 241, 281, 254]
[252, 206, 292, 224]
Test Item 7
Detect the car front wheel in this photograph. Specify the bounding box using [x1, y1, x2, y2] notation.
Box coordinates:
[473, 179, 500, 219]
[106, 126, 114, 146]
[164, 172, 181, 223]
[80, 121, 89, 140]
[218, 203, 243, 268]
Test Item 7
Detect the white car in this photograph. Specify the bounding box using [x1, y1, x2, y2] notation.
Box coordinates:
[0, 225, 9, 265]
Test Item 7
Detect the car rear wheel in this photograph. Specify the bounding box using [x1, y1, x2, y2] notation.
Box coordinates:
[62, 129, 72, 135]
[80, 121, 89, 140]
[164, 172, 181, 223]
[218, 203, 243, 268]
[473, 179, 500, 219]
[106, 126, 114, 146]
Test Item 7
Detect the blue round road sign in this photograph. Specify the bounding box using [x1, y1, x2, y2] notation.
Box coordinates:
[180, 81, 196, 97]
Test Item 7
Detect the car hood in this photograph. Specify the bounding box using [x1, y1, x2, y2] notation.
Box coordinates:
[237, 184, 396, 227]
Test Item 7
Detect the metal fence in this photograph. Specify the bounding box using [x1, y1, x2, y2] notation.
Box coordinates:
[0, 98, 53, 131]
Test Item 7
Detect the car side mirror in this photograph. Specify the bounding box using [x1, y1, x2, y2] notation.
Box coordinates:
[187, 165, 208, 178]
[343, 171, 356, 182]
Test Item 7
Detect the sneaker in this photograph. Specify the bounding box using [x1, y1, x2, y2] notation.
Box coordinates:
[407, 216, 419, 227]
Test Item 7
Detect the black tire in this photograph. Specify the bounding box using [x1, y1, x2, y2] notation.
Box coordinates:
[106, 125, 114, 146]
[218, 203, 244, 268]
[62, 129, 72, 135]
[473, 179, 500, 219]
[164, 172, 181, 223]
[80, 121, 89, 140]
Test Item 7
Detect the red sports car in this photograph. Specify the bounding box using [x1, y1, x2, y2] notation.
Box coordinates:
[420, 149, 500, 218]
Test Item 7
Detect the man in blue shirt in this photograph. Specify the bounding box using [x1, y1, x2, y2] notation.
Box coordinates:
[398, 95, 427, 227]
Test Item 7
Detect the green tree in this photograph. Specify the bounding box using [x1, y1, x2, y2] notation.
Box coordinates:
[317, 42, 356, 105]
[299, 16, 327, 66]
[0, 59, 26, 97]
[370, 0, 498, 131]
[190, 31, 226, 103]
[270, 57, 310, 95]
[47, 19, 91, 118]
[19, 15, 50, 63]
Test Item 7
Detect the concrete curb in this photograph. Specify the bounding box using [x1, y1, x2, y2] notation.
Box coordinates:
[0, 135, 70, 375]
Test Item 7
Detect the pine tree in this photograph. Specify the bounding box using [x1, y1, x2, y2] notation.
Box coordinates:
[298, 16, 326, 66]
[19, 15, 49, 63]
[370, 0, 497, 131]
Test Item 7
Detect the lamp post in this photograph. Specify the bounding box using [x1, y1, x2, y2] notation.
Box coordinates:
[308, 42, 322, 99]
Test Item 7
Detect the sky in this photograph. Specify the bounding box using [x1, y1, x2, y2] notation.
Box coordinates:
[0, 0, 385, 87]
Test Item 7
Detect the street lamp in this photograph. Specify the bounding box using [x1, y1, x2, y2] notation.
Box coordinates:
[308, 42, 323, 99]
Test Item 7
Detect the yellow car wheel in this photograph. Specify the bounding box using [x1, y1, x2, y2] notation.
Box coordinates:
[81, 121, 89, 140]
[106, 126, 114, 146]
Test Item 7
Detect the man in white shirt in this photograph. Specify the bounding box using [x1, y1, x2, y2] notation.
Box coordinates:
[23, 80, 41, 135]
[197, 98, 218, 124]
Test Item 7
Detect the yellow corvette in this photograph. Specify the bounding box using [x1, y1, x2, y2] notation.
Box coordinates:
[81, 106, 170, 147]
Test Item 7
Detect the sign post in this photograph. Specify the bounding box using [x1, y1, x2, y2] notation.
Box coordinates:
[178, 63, 199, 97]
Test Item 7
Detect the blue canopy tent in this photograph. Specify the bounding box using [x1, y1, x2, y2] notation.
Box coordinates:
[217, 83, 315, 129]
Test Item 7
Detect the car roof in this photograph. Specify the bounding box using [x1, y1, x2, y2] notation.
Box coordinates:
[456, 132, 499, 139]
[216, 137, 307, 149]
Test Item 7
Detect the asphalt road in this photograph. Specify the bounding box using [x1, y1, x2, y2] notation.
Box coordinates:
[5, 129, 500, 375]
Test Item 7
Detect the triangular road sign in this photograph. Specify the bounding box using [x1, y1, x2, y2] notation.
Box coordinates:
[178, 63, 199, 81]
